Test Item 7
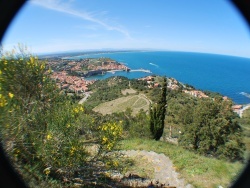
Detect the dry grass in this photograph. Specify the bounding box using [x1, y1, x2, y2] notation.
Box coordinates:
[93, 94, 151, 115]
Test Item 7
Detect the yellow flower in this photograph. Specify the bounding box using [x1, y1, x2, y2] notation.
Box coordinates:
[102, 136, 108, 144]
[0, 95, 7, 107]
[46, 134, 52, 140]
[0, 102, 6, 107]
[67, 124, 71, 128]
[29, 57, 34, 65]
[8, 92, 14, 98]
[107, 143, 113, 151]
[70, 146, 76, 155]
[43, 167, 51, 175]
[113, 161, 119, 167]
[40, 64, 45, 70]
[74, 107, 79, 114]
[0, 70, 2, 74]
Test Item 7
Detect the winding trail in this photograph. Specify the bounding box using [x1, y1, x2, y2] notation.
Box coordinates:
[115, 150, 193, 188]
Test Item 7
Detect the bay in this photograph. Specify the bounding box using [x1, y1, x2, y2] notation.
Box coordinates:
[68, 51, 250, 104]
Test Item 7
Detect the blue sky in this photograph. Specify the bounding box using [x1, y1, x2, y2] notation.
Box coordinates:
[2, 0, 250, 57]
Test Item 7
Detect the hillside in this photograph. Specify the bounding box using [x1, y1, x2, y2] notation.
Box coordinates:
[0, 52, 248, 188]
[93, 94, 151, 115]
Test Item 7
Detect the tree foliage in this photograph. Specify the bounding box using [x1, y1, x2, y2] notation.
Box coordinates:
[178, 98, 245, 161]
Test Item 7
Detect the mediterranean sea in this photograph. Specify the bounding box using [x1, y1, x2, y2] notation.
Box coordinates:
[68, 51, 250, 104]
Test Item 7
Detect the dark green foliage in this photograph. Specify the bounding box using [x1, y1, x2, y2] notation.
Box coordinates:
[178, 98, 245, 161]
[126, 109, 151, 138]
[204, 90, 224, 99]
[165, 91, 196, 138]
[85, 76, 129, 109]
[165, 89, 245, 161]
[149, 77, 167, 140]
[130, 79, 148, 91]
[184, 83, 195, 90]
[147, 87, 161, 103]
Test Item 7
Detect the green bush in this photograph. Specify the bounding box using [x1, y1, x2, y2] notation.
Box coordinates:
[178, 98, 245, 161]
[0, 48, 123, 186]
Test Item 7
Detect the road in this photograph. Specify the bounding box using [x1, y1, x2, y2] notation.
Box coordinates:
[78, 92, 90, 104]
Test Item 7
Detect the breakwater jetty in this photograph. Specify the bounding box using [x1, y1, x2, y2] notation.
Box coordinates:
[130, 68, 152, 73]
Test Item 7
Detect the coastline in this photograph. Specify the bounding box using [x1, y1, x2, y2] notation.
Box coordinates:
[48, 51, 250, 104]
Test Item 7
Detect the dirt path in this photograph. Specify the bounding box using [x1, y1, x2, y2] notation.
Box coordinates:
[78, 92, 90, 104]
[113, 150, 193, 188]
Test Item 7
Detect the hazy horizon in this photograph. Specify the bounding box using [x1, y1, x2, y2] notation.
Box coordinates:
[2, 0, 250, 58]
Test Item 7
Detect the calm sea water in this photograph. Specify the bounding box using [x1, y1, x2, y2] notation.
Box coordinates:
[69, 51, 250, 104]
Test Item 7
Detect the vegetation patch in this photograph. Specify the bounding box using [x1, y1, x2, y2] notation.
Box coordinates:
[239, 107, 250, 159]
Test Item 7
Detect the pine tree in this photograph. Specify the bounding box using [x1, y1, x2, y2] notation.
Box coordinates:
[150, 77, 167, 140]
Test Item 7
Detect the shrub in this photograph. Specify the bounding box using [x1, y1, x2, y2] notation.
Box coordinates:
[178, 98, 245, 161]
[0, 48, 123, 186]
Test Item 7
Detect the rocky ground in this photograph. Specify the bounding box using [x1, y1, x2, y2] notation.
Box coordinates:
[107, 150, 193, 188]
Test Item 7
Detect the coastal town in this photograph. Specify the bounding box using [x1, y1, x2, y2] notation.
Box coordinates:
[47, 57, 130, 94]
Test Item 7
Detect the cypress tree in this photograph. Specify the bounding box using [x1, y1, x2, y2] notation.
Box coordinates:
[150, 77, 167, 140]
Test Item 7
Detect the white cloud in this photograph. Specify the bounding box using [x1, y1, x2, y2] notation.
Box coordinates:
[30, 0, 131, 39]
